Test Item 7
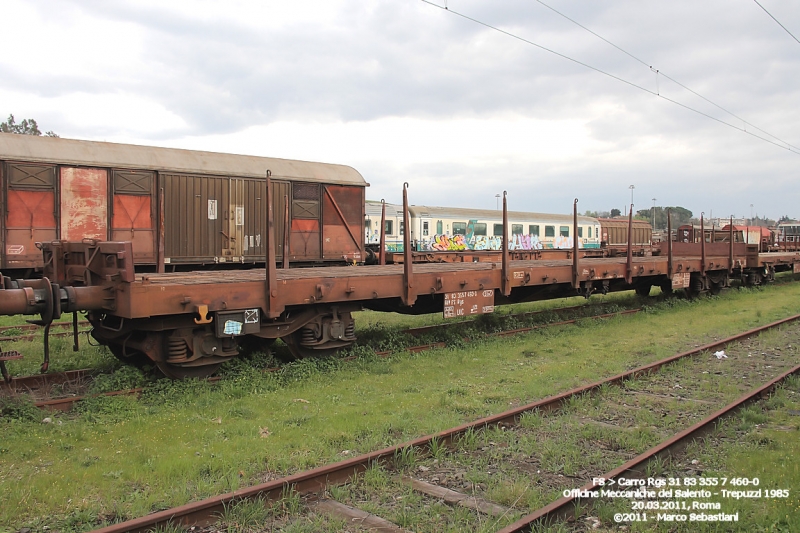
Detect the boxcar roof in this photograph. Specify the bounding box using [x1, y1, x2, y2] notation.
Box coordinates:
[0, 133, 367, 186]
[408, 204, 598, 225]
[597, 218, 653, 229]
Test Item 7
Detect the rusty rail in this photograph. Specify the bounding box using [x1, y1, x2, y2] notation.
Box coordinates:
[497, 361, 800, 532]
[86, 313, 800, 533]
[15, 308, 643, 412]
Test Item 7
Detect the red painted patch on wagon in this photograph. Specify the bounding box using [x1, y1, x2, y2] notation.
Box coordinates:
[60, 167, 108, 241]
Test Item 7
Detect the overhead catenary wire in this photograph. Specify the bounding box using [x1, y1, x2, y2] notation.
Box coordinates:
[753, 0, 800, 45]
[420, 0, 800, 156]
[534, 0, 800, 153]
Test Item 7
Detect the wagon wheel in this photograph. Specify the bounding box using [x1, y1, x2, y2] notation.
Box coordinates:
[658, 278, 674, 296]
[709, 279, 724, 296]
[282, 329, 349, 359]
[685, 275, 705, 299]
[155, 361, 222, 379]
[108, 342, 152, 369]
[634, 283, 652, 297]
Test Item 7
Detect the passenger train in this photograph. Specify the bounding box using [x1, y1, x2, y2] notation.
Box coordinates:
[365, 201, 601, 253]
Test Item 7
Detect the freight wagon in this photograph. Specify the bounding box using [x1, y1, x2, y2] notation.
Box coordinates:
[0, 134, 366, 276]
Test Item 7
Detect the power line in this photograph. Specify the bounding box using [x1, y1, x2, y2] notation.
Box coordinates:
[753, 0, 800, 45]
[419, 0, 800, 156]
[534, 0, 800, 153]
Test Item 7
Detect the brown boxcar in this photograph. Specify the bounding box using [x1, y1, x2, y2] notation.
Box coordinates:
[0, 134, 366, 274]
[598, 218, 652, 246]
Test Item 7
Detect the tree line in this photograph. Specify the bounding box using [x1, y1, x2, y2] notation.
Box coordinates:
[0, 114, 58, 137]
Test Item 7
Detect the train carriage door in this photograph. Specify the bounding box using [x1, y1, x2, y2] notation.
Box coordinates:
[111, 170, 155, 265]
[418, 217, 431, 251]
[4, 162, 58, 269]
[270, 180, 290, 261]
[60, 167, 108, 241]
[290, 182, 320, 260]
[223, 178, 246, 260]
[321, 184, 363, 261]
[162, 173, 228, 265]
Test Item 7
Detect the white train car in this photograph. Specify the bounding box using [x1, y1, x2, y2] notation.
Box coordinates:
[365, 200, 405, 252]
[405, 205, 601, 251]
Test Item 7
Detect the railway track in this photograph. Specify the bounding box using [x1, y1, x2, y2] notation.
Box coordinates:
[85, 313, 800, 533]
[0, 319, 90, 342]
[1, 305, 644, 413]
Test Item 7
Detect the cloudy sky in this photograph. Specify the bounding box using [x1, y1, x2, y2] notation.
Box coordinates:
[2, 0, 798, 220]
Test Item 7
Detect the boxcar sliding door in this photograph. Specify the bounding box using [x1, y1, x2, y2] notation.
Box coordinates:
[60, 167, 108, 241]
[111, 170, 156, 265]
[3, 162, 58, 270]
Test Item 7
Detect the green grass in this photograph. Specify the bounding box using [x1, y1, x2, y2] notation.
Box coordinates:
[595, 377, 800, 532]
[1, 279, 800, 531]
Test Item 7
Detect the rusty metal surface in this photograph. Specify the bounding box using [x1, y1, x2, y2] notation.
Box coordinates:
[59, 167, 108, 241]
[107, 254, 692, 319]
[0, 368, 93, 392]
[443, 289, 495, 319]
[4, 171, 57, 267]
[85, 313, 800, 533]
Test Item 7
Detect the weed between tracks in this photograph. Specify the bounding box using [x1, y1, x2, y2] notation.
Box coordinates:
[1, 278, 800, 531]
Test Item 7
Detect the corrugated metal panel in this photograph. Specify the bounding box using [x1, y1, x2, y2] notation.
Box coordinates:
[270, 181, 290, 259]
[0, 133, 367, 187]
[163, 173, 223, 262]
[163, 174, 292, 264]
[59, 167, 108, 241]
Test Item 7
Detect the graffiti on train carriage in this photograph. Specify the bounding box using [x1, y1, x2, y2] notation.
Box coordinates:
[418, 232, 575, 251]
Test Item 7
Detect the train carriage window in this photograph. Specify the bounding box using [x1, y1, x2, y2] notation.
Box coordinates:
[545, 226, 555, 237]
[512, 224, 523, 235]
[292, 182, 320, 219]
[385, 220, 393, 235]
[7, 162, 56, 189]
[493, 224, 503, 236]
[113, 170, 153, 195]
[588, 227, 592, 238]
[422, 221, 429, 236]
[578, 227, 583, 238]
[560, 226, 570, 237]
[399, 222, 404, 235]
[453, 222, 467, 235]
[529, 225, 540, 236]
[436, 220, 443, 234]
[473, 223, 487, 236]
